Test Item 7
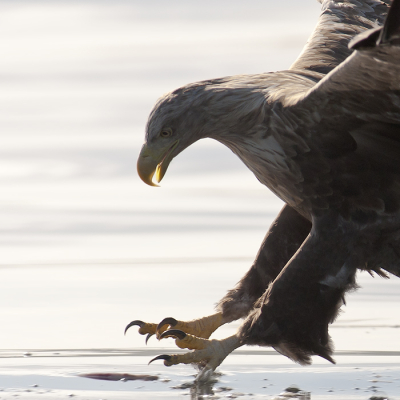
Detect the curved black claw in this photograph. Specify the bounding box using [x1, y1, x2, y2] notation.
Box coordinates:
[149, 354, 172, 365]
[159, 329, 187, 340]
[157, 317, 178, 332]
[145, 333, 154, 344]
[124, 320, 145, 335]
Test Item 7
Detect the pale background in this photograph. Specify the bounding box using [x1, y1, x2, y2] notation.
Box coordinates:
[1, 2, 400, 394]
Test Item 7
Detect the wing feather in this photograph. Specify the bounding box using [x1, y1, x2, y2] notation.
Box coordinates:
[290, 0, 389, 76]
[297, 36, 400, 135]
[287, 1, 400, 216]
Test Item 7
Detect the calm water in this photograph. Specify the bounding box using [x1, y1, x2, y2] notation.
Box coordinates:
[1, 1, 400, 399]
[0, 0, 319, 346]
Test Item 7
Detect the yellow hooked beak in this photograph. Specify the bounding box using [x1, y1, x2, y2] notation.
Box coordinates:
[137, 140, 180, 186]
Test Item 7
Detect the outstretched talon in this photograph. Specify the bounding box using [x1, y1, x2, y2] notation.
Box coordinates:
[149, 354, 172, 365]
[125, 312, 225, 344]
[159, 329, 209, 350]
[149, 334, 242, 381]
[159, 329, 187, 341]
[156, 312, 224, 339]
[124, 320, 157, 335]
[124, 320, 161, 343]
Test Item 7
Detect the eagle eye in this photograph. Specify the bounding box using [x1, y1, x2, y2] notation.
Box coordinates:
[160, 128, 172, 138]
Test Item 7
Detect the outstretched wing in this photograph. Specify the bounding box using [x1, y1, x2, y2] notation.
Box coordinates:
[298, 0, 400, 145]
[290, 0, 390, 77]
[291, 0, 400, 214]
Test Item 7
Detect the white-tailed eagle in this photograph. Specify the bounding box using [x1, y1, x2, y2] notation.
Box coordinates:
[126, 0, 400, 381]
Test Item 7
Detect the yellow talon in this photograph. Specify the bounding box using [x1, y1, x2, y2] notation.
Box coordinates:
[157, 312, 223, 339]
[137, 323, 157, 335]
[149, 334, 242, 378]
[124, 320, 158, 336]
[175, 333, 209, 350]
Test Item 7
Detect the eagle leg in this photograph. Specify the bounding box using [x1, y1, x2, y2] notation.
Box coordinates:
[216, 205, 311, 321]
[149, 332, 242, 381]
[238, 214, 359, 365]
[125, 312, 225, 343]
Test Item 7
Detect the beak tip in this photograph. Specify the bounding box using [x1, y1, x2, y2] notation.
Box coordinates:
[137, 140, 177, 187]
[137, 156, 160, 187]
[138, 174, 160, 187]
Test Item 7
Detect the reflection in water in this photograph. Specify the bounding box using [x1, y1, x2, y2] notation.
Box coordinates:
[272, 385, 311, 399]
[169, 372, 224, 399]
[173, 373, 311, 400]
[190, 381, 215, 399]
[189, 374, 220, 399]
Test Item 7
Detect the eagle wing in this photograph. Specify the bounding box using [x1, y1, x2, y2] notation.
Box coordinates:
[297, 6, 400, 155]
[288, 1, 400, 216]
[290, 0, 390, 77]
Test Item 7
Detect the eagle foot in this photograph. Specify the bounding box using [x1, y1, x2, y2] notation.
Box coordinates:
[156, 312, 223, 339]
[124, 320, 160, 343]
[125, 312, 223, 344]
[149, 333, 242, 381]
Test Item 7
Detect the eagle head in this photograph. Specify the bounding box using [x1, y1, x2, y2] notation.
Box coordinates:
[137, 84, 209, 187]
[137, 77, 269, 186]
